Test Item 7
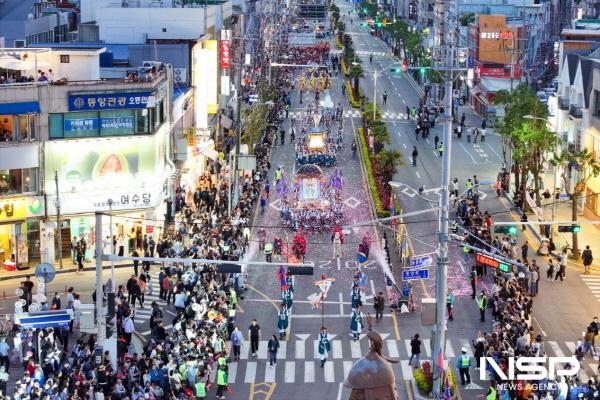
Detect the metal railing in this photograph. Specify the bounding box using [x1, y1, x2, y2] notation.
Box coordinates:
[569, 104, 583, 118]
[558, 95, 569, 110]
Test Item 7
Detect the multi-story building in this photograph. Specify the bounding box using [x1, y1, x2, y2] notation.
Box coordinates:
[0, 47, 174, 269]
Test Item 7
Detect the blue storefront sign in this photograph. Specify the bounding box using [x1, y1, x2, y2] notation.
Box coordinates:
[68, 92, 154, 111]
[64, 116, 135, 132]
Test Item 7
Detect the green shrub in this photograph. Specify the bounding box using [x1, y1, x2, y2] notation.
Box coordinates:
[346, 81, 361, 108]
[357, 128, 391, 218]
[413, 368, 432, 395]
[336, 35, 343, 49]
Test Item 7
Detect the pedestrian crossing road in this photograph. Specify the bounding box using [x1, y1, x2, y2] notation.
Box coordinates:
[581, 274, 600, 303]
[287, 110, 409, 120]
[131, 273, 174, 323]
[224, 336, 598, 384]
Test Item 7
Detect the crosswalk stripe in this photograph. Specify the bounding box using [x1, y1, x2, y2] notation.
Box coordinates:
[351, 341, 362, 358]
[564, 341, 575, 354]
[304, 361, 315, 383]
[280, 341, 287, 359]
[547, 341, 565, 357]
[386, 340, 399, 358]
[343, 360, 353, 382]
[257, 341, 268, 359]
[313, 340, 319, 359]
[324, 361, 335, 382]
[240, 341, 250, 360]
[332, 340, 343, 358]
[400, 360, 413, 380]
[581, 276, 600, 280]
[423, 339, 432, 357]
[404, 339, 411, 356]
[228, 362, 238, 383]
[265, 362, 276, 382]
[285, 361, 295, 383]
[244, 362, 257, 383]
[295, 340, 305, 359]
[445, 340, 455, 358]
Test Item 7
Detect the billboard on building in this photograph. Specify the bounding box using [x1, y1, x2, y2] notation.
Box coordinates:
[44, 136, 165, 214]
[477, 15, 519, 65]
[192, 39, 219, 128]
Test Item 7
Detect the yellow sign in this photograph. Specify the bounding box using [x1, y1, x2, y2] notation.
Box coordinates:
[186, 127, 196, 147]
[0, 198, 27, 222]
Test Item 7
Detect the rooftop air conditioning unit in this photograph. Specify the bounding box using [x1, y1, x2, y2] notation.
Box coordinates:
[142, 61, 163, 69]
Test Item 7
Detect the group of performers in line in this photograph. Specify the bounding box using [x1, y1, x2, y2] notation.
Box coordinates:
[275, 232, 374, 368]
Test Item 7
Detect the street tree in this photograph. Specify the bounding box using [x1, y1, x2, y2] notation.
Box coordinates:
[552, 148, 600, 258]
[375, 149, 404, 183]
[493, 84, 549, 209]
[348, 63, 364, 100]
[342, 34, 355, 64]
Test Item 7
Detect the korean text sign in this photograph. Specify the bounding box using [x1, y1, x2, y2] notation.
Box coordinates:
[68, 92, 154, 111]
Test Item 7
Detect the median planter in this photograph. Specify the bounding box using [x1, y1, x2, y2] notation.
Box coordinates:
[357, 128, 390, 218]
[346, 81, 361, 108]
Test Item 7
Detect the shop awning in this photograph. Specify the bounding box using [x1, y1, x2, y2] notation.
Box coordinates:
[0, 101, 41, 115]
[479, 77, 513, 93]
[15, 310, 73, 329]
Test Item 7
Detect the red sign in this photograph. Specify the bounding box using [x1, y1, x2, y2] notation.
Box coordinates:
[146, 226, 154, 234]
[476, 253, 498, 268]
[220, 40, 231, 69]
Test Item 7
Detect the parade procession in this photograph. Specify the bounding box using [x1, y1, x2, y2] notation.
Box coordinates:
[0, 0, 599, 397]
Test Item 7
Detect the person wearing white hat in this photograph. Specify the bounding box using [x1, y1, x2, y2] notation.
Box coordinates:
[455, 347, 473, 385]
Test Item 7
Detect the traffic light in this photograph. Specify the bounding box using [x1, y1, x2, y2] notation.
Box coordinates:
[557, 225, 581, 233]
[494, 225, 518, 235]
[390, 67, 401, 74]
[419, 67, 426, 75]
[363, 7, 368, 12]
[361, 22, 367, 27]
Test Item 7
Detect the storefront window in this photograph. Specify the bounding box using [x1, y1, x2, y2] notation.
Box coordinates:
[135, 109, 150, 134]
[0, 221, 33, 268]
[50, 108, 158, 139]
[0, 114, 36, 142]
[0, 168, 38, 195]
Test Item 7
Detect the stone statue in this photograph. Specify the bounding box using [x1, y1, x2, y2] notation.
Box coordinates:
[343, 313, 400, 400]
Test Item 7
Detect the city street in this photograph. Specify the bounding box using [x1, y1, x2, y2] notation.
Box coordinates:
[1, 0, 600, 397]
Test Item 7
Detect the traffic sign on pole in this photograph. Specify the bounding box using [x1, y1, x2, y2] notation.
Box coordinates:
[408, 255, 433, 269]
[402, 268, 430, 280]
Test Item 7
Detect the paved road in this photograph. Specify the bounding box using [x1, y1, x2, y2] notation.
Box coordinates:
[338, 5, 599, 398]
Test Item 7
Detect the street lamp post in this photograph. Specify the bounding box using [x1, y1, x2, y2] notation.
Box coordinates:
[371, 61, 401, 121]
[523, 114, 559, 237]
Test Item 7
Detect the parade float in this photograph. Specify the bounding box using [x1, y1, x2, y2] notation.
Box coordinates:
[278, 164, 344, 231]
[295, 93, 341, 166]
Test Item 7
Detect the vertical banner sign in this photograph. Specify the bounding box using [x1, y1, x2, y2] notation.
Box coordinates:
[205, 40, 219, 114]
[220, 30, 232, 69]
[186, 127, 196, 147]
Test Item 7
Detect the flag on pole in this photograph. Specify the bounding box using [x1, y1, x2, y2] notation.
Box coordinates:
[436, 349, 445, 371]
[443, 372, 452, 400]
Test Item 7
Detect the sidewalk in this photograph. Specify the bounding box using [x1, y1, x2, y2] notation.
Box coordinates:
[0, 260, 133, 282]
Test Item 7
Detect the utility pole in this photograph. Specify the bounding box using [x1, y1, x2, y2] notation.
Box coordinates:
[54, 171, 63, 270]
[431, 0, 460, 396]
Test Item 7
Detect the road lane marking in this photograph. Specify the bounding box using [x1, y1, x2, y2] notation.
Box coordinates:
[370, 279, 376, 297]
[339, 292, 344, 315]
[547, 341, 565, 357]
[244, 362, 257, 383]
[333, 340, 343, 358]
[403, 143, 407, 149]
[387, 339, 400, 358]
[401, 360, 413, 380]
[257, 341, 268, 359]
[279, 341, 287, 359]
[324, 361, 335, 382]
[391, 311, 401, 340]
[241, 341, 250, 359]
[423, 339, 432, 357]
[458, 142, 478, 163]
[486, 142, 503, 162]
[351, 340, 362, 358]
[284, 361, 295, 383]
[343, 360, 353, 381]
[304, 361, 315, 383]
[313, 340, 320, 359]
[265, 362, 276, 382]
[457, 261, 465, 272]
[229, 362, 238, 383]
[295, 340, 305, 359]
[445, 340, 456, 358]
[416, 171, 421, 179]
